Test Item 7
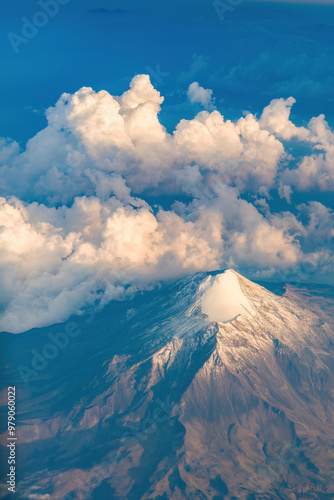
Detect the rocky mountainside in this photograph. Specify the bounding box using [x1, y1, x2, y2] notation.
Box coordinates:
[1, 270, 334, 499]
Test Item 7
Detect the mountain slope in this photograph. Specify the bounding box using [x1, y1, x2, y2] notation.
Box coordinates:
[1, 270, 334, 499]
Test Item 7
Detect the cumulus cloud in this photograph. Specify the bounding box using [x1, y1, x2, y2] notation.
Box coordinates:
[173, 110, 285, 191]
[0, 75, 289, 200]
[187, 82, 215, 109]
[0, 195, 222, 332]
[278, 183, 293, 204]
[0, 187, 304, 333]
[281, 114, 334, 190]
[0, 75, 333, 332]
[260, 97, 309, 140]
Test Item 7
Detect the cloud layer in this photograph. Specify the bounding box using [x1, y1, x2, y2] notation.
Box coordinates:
[1, 75, 334, 332]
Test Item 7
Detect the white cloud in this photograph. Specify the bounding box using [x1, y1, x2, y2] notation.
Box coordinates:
[0, 75, 292, 202]
[260, 97, 309, 140]
[0, 75, 334, 332]
[0, 196, 223, 332]
[0, 186, 307, 333]
[187, 82, 215, 109]
[174, 110, 285, 191]
[278, 183, 293, 204]
[281, 114, 334, 190]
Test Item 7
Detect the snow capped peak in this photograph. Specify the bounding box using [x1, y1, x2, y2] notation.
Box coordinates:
[201, 269, 256, 324]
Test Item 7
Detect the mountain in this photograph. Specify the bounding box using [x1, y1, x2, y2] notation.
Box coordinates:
[1, 270, 334, 499]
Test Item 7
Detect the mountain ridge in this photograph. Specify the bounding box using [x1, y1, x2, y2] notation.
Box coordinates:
[1, 270, 334, 499]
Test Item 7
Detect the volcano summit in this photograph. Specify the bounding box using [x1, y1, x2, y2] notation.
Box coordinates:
[1, 270, 334, 499]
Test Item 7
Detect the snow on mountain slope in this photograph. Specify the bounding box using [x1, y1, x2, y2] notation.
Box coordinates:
[1, 270, 334, 499]
[201, 270, 256, 323]
[173, 272, 334, 499]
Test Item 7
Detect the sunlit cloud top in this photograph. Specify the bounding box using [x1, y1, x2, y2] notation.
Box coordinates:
[0, 75, 334, 333]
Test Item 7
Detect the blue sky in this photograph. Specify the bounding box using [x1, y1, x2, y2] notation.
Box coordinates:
[1, 0, 334, 143]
